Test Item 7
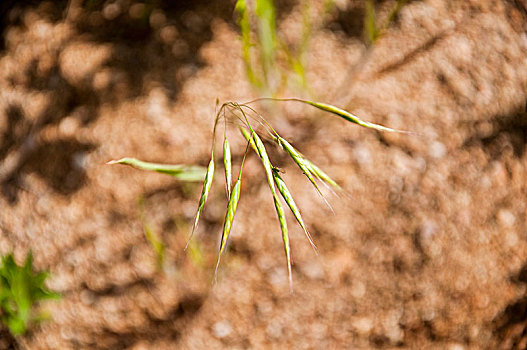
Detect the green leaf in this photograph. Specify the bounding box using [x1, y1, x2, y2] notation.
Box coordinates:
[144, 223, 165, 269]
[107, 157, 206, 181]
[364, 0, 379, 45]
[235, 0, 261, 87]
[255, 0, 277, 84]
[0, 252, 59, 335]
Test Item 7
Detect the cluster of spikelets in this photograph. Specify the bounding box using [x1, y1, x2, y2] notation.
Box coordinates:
[110, 98, 406, 291]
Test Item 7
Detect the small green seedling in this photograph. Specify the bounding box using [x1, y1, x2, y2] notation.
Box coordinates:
[0, 252, 59, 336]
[138, 197, 166, 270]
[234, 0, 407, 93]
[365, 0, 408, 46]
[234, 0, 335, 94]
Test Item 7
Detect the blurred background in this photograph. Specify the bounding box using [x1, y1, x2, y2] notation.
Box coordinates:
[0, 0, 526, 349]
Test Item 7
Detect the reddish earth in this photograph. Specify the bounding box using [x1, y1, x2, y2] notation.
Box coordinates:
[0, 0, 527, 349]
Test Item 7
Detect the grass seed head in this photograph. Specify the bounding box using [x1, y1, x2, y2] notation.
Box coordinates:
[303, 159, 341, 191]
[303, 100, 409, 134]
[215, 178, 242, 278]
[272, 192, 293, 292]
[273, 169, 317, 253]
[248, 131, 294, 291]
[276, 136, 333, 211]
[186, 156, 215, 249]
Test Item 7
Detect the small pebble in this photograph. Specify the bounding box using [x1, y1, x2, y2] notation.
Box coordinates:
[352, 317, 373, 335]
[429, 141, 446, 159]
[212, 320, 232, 339]
[102, 3, 120, 20]
[497, 209, 515, 228]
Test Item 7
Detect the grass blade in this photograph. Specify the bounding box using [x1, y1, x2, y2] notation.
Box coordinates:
[273, 169, 317, 253]
[223, 135, 232, 198]
[364, 0, 379, 45]
[107, 158, 206, 181]
[186, 156, 215, 249]
[255, 0, 277, 85]
[138, 197, 165, 270]
[143, 221, 165, 269]
[383, 0, 408, 32]
[235, 0, 260, 87]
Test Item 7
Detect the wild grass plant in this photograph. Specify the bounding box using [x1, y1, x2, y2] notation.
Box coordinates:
[110, 98, 407, 291]
[109, 1, 412, 291]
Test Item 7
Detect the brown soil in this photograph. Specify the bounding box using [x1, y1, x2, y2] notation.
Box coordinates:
[0, 0, 527, 349]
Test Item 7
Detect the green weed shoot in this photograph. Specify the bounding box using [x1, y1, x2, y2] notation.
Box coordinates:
[0, 252, 59, 336]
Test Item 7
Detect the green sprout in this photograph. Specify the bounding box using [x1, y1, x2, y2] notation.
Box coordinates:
[0, 252, 59, 336]
[138, 196, 166, 270]
[234, 0, 329, 94]
[365, 0, 408, 46]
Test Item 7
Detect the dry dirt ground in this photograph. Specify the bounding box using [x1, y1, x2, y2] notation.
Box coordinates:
[0, 0, 527, 349]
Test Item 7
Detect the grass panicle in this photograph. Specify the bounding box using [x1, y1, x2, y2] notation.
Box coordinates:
[241, 118, 317, 256]
[111, 98, 408, 291]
